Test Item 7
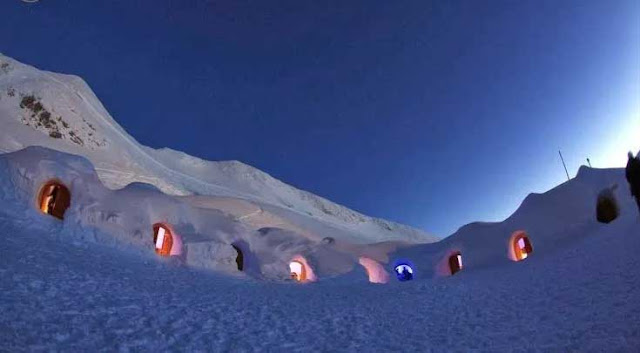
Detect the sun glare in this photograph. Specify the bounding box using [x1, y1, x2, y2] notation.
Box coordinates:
[595, 112, 640, 168]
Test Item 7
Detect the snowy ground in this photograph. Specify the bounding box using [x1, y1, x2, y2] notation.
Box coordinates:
[2, 214, 638, 352]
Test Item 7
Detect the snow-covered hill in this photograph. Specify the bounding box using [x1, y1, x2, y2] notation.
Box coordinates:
[0, 53, 437, 244]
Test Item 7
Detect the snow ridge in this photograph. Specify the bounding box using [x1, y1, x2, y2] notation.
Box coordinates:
[0, 53, 437, 244]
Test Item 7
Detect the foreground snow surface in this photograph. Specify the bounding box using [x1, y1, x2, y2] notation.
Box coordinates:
[1, 216, 639, 352]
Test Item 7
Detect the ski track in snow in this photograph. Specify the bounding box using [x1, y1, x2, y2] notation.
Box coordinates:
[1, 215, 639, 352]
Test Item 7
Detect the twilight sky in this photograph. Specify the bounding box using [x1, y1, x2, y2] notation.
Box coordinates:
[2, 0, 639, 237]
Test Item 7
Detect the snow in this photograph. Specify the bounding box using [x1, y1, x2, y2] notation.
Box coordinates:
[1, 53, 639, 351]
[0, 52, 437, 245]
[1, 204, 638, 351]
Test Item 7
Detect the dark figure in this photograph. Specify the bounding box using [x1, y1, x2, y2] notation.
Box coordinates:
[400, 268, 413, 281]
[626, 152, 640, 213]
[395, 265, 413, 281]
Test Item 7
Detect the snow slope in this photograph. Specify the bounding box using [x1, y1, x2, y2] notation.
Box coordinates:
[0, 53, 437, 245]
[1, 189, 638, 351]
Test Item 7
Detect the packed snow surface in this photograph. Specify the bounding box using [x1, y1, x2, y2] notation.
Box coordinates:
[1, 209, 638, 351]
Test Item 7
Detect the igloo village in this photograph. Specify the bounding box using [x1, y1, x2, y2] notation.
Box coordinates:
[1, 53, 639, 352]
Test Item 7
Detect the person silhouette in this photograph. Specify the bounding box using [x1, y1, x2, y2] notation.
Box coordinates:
[625, 152, 640, 213]
[396, 265, 413, 281]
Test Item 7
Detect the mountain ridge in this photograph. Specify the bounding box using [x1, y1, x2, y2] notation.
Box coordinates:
[0, 52, 438, 244]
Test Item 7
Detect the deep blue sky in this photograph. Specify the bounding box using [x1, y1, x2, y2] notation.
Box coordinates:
[2, 0, 639, 237]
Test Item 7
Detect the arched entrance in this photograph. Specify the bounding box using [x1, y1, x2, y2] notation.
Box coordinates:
[448, 252, 463, 275]
[289, 255, 316, 282]
[38, 180, 71, 220]
[359, 257, 389, 284]
[232, 244, 244, 271]
[509, 231, 533, 261]
[394, 263, 414, 281]
[289, 260, 306, 281]
[596, 193, 619, 224]
[152, 223, 175, 257]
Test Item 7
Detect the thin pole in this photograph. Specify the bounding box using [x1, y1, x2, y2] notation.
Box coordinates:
[586, 158, 592, 168]
[559, 150, 570, 181]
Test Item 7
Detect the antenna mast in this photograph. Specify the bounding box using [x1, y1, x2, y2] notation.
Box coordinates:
[558, 150, 570, 181]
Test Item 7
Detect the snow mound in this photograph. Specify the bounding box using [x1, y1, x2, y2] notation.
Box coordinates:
[0, 146, 400, 281]
[387, 165, 639, 279]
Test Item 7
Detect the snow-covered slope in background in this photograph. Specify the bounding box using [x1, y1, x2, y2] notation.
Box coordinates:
[0, 53, 436, 244]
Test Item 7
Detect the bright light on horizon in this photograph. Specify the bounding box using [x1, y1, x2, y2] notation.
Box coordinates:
[593, 111, 640, 168]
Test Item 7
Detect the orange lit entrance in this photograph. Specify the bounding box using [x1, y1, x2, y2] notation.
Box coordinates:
[290, 260, 306, 281]
[510, 231, 533, 261]
[448, 252, 463, 275]
[38, 181, 71, 220]
[152, 223, 174, 257]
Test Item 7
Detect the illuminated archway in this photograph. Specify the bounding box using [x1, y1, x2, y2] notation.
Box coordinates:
[232, 244, 244, 271]
[152, 223, 181, 257]
[289, 261, 305, 281]
[394, 261, 414, 282]
[38, 180, 71, 220]
[359, 257, 389, 284]
[289, 255, 316, 282]
[596, 193, 619, 224]
[448, 252, 463, 275]
[509, 231, 533, 261]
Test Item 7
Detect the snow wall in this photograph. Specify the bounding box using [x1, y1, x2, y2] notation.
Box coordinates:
[0, 146, 636, 284]
[0, 147, 389, 281]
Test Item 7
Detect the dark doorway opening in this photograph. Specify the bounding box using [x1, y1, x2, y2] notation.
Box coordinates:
[596, 194, 619, 224]
[448, 252, 463, 275]
[232, 244, 244, 271]
[39, 181, 71, 220]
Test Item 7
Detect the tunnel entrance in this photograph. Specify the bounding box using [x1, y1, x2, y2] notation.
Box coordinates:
[38, 181, 71, 220]
[232, 244, 244, 271]
[359, 257, 389, 284]
[152, 223, 174, 257]
[394, 263, 414, 281]
[596, 193, 619, 224]
[289, 260, 306, 281]
[289, 256, 316, 282]
[510, 231, 533, 261]
[448, 252, 463, 275]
